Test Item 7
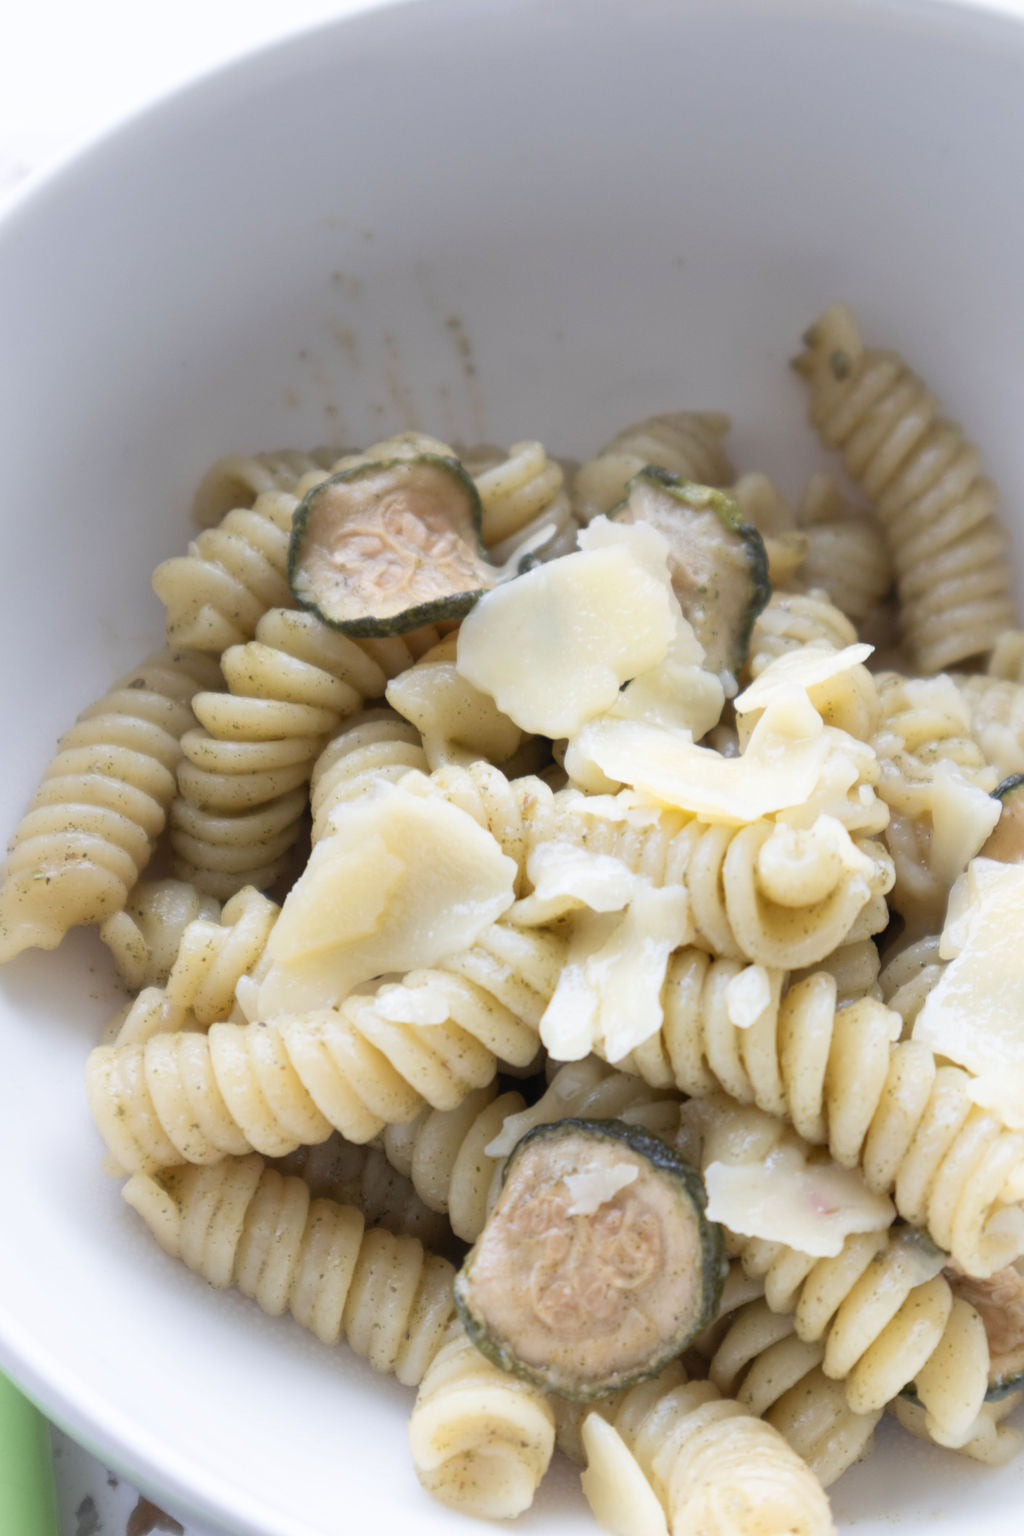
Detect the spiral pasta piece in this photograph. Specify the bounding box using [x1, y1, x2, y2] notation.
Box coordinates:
[385, 635, 526, 772]
[152, 488, 300, 653]
[409, 1322, 556, 1519]
[471, 439, 579, 562]
[311, 708, 429, 840]
[382, 1057, 679, 1243]
[633, 963, 1024, 1275]
[86, 923, 566, 1173]
[950, 671, 1024, 781]
[890, 1390, 1024, 1467]
[987, 629, 1024, 684]
[271, 1133, 450, 1249]
[795, 475, 893, 627]
[689, 1100, 992, 1442]
[99, 878, 221, 992]
[170, 607, 407, 895]
[190, 446, 341, 527]
[573, 411, 734, 525]
[794, 303, 1017, 672]
[110, 885, 279, 1044]
[873, 671, 998, 927]
[122, 1154, 455, 1384]
[571, 1360, 836, 1536]
[707, 1298, 880, 1487]
[878, 933, 943, 1031]
[0, 647, 219, 962]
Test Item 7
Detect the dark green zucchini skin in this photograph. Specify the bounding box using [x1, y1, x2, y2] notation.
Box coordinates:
[981, 773, 1024, 863]
[993, 773, 1024, 802]
[287, 452, 489, 636]
[609, 467, 770, 679]
[455, 1116, 727, 1401]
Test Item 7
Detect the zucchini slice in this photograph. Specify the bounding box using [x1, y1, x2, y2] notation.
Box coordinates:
[980, 774, 1024, 864]
[609, 468, 770, 679]
[454, 1117, 725, 1400]
[288, 454, 495, 635]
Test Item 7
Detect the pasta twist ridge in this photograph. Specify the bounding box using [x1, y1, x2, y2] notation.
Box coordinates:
[707, 1297, 881, 1488]
[794, 475, 893, 627]
[99, 878, 220, 992]
[0, 647, 219, 961]
[152, 488, 300, 653]
[572, 1361, 836, 1536]
[190, 446, 340, 527]
[409, 1323, 556, 1519]
[310, 708, 430, 840]
[271, 1133, 451, 1249]
[648, 966, 1024, 1274]
[795, 303, 1017, 671]
[573, 411, 734, 525]
[950, 671, 1024, 781]
[470, 439, 579, 562]
[122, 1154, 455, 1384]
[86, 923, 566, 1173]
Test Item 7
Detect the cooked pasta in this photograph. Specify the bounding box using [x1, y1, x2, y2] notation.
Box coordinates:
[795, 475, 893, 628]
[99, 878, 220, 992]
[873, 671, 999, 928]
[708, 1298, 881, 1487]
[569, 1360, 836, 1536]
[271, 1133, 450, 1248]
[409, 1321, 556, 1518]
[795, 302, 1018, 672]
[950, 671, 1024, 781]
[109, 884, 279, 1044]
[311, 708, 429, 840]
[122, 1154, 455, 1384]
[573, 411, 734, 525]
[890, 1391, 1024, 1467]
[0, 646, 220, 963]
[385, 634, 526, 771]
[86, 922, 566, 1172]
[471, 439, 579, 562]
[878, 933, 943, 1031]
[689, 1100, 992, 1442]
[190, 446, 341, 528]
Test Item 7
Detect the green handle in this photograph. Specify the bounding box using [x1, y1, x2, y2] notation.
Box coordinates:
[0, 1371, 60, 1536]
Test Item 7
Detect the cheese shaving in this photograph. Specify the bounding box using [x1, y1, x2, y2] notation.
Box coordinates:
[735, 643, 874, 714]
[565, 1163, 639, 1216]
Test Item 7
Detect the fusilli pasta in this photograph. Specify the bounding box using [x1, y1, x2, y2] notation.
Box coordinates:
[573, 411, 733, 526]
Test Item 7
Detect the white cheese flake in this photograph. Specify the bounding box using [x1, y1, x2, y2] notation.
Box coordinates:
[734, 643, 874, 715]
[580, 1414, 669, 1536]
[725, 965, 776, 1030]
[540, 885, 691, 1062]
[914, 859, 1024, 1129]
[565, 691, 830, 824]
[455, 518, 677, 738]
[509, 841, 641, 926]
[705, 1142, 895, 1257]
[927, 760, 1001, 888]
[257, 783, 516, 1017]
[565, 1163, 639, 1216]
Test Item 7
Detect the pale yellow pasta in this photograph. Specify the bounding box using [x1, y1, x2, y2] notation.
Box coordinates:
[311, 708, 429, 840]
[569, 1361, 836, 1536]
[950, 671, 1024, 781]
[708, 1298, 880, 1487]
[795, 302, 1018, 672]
[109, 884, 279, 1044]
[471, 439, 579, 562]
[878, 933, 943, 1031]
[409, 1322, 556, 1518]
[0, 646, 219, 962]
[271, 1133, 450, 1249]
[873, 671, 998, 928]
[190, 446, 341, 528]
[573, 411, 733, 525]
[122, 1154, 455, 1384]
[99, 878, 221, 992]
[86, 922, 565, 1172]
[385, 634, 525, 771]
[795, 475, 893, 628]
[890, 1391, 1024, 1467]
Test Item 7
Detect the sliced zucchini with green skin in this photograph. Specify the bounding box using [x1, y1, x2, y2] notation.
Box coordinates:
[454, 1117, 726, 1400]
[980, 774, 1024, 864]
[609, 468, 770, 679]
[288, 454, 495, 636]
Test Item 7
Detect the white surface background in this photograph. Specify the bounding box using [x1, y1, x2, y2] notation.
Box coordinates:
[0, 7, 374, 1532]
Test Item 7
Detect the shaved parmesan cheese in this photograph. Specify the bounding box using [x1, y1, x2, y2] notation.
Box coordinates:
[565, 691, 830, 824]
[608, 613, 725, 738]
[927, 760, 1001, 888]
[914, 860, 1024, 1128]
[565, 1163, 639, 1216]
[705, 1141, 895, 1257]
[580, 1413, 670, 1536]
[735, 644, 873, 715]
[725, 965, 777, 1029]
[257, 784, 516, 1017]
[509, 841, 640, 926]
[455, 519, 677, 738]
[540, 885, 691, 1062]
[385, 638, 521, 769]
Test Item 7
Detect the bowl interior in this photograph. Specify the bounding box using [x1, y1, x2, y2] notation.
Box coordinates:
[2, 1, 1024, 1531]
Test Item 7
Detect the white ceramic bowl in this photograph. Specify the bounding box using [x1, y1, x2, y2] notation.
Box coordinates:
[3, 1, 1024, 1532]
